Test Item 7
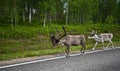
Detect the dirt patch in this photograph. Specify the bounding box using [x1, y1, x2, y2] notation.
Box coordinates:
[0, 51, 80, 66]
[0, 55, 56, 66]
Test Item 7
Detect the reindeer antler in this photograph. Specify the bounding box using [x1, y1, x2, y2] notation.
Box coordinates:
[55, 27, 60, 37]
[62, 26, 67, 35]
[58, 26, 67, 40]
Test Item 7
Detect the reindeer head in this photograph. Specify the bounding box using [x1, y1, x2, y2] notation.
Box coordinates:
[50, 26, 66, 47]
[50, 35, 59, 46]
[88, 30, 97, 39]
[90, 30, 95, 36]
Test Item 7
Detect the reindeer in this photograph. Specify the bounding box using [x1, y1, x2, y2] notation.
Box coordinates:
[50, 26, 86, 56]
[88, 30, 114, 50]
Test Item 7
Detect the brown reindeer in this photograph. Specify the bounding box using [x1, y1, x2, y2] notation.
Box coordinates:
[50, 26, 86, 56]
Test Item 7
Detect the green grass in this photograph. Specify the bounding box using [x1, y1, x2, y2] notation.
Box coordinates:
[0, 24, 120, 61]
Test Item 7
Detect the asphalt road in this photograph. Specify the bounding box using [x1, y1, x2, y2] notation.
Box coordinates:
[0, 47, 120, 71]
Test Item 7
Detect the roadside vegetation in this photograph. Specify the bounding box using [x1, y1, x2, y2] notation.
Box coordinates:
[0, 23, 120, 61]
[0, 0, 120, 61]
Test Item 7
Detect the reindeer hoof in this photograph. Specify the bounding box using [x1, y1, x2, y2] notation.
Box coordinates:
[112, 47, 115, 49]
[81, 53, 85, 55]
[92, 48, 95, 51]
[103, 48, 107, 51]
[65, 55, 70, 57]
[106, 47, 108, 49]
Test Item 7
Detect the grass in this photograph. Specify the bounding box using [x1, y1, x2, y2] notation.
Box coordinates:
[0, 23, 120, 61]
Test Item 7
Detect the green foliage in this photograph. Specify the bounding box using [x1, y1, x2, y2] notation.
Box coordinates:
[0, 0, 120, 61]
[0, 23, 120, 40]
[0, 0, 120, 25]
[0, 24, 120, 61]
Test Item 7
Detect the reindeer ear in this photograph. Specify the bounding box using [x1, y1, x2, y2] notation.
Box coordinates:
[95, 30, 97, 33]
[92, 30, 94, 33]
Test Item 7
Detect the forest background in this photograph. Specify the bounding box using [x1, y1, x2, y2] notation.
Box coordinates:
[0, 0, 120, 61]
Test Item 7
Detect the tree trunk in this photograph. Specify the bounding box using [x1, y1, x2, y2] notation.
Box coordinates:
[23, 12, 25, 22]
[66, 8, 68, 25]
[13, 0, 17, 26]
[50, 14, 51, 25]
[44, 13, 46, 27]
[29, 8, 31, 23]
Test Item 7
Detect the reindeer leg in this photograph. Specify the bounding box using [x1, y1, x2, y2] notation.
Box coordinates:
[106, 41, 111, 49]
[65, 46, 70, 57]
[102, 41, 105, 50]
[83, 44, 85, 54]
[65, 47, 68, 56]
[92, 42, 98, 50]
[80, 47, 83, 54]
[110, 40, 114, 49]
[67, 46, 70, 56]
[81, 42, 85, 54]
[80, 41, 83, 53]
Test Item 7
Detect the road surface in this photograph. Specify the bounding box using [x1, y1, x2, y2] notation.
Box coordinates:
[0, 47, 120, 71]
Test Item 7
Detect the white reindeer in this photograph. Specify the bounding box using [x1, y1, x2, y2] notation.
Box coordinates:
[88, 30, 114, 50]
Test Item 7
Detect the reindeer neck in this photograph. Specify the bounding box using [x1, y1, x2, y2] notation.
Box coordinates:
[94, 34, 100, 39]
